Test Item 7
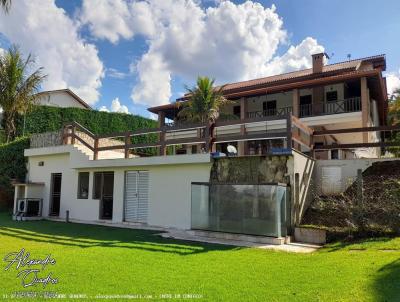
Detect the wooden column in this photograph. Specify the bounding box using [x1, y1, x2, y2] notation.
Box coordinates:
[292, 89, 299, 117]
[124, 132, 130, 159]
[71, 125, 76, 145]
[286, 114, 292, 150]
[158, 111, 166, 156]
[361, 77, 369, 143]
[312, 86, 324, 115]
[238, 97, 247, 156]
[93, 137, 99, 160]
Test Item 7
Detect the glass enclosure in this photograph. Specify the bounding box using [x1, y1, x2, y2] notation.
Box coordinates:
[191, 183, 289, 237]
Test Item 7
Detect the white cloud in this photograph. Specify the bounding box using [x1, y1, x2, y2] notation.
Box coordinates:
[148, 112, 158, 120]
[261, 37, 324, 76]
[386, 70, 400, 96]
[81, 0, 325, 108]
[80, 0, 156, 43]
[99, 97, 130, 114]
[98, 106, 109, 112]
[80, 0, 133, 44]
[0, 0, 104, 105]
[107, 68, 129, 79]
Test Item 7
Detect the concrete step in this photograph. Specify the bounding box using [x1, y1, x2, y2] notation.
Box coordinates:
[187, 230, 286, 245]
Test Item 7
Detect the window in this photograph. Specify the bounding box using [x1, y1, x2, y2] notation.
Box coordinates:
[331, 149, 339, 160]
[77, 172, 89, 199]
[326, 91, 338, 102]
[299, 95, 312, 117]
[93, 172, 114, 200]
[233, 105, 241, 118]
[263, 100, 277, 116]
[93, 172, 102, 199]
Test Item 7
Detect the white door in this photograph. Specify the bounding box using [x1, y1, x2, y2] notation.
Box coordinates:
[124, 171, 149, 223]
[321, 167, 342, 195]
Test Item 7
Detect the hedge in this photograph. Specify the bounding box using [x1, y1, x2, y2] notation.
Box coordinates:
[16, 105, 158, 136]
[0, 137, 30, 210]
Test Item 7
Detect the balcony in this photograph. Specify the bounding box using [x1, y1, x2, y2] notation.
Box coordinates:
[299, 97, 361, 118]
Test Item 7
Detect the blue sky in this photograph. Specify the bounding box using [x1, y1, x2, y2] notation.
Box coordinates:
[1, 0, 399, 119]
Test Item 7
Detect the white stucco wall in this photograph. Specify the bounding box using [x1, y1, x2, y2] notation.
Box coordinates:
[37, 91, 88, 109]
[22, 147, 212, 229]
[314, 158, 399, 195]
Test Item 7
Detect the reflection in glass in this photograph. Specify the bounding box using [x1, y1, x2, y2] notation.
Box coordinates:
[191, 184, 288, 237]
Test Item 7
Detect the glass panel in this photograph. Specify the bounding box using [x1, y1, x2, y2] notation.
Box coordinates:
[93, 172, 102, 199]
[77, 172, 89, 199]
[191, 184, 288, 237]
[191, 184, 210, 230]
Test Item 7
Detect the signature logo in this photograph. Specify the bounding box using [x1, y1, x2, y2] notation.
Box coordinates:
[3, 248, 58, 288]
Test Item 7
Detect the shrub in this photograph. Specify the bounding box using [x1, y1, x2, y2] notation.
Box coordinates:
[16, 105, 158, 136]
[0, 137, 29, 209]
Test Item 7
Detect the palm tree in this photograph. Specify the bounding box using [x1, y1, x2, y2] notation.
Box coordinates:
[388, 88, 400, 125]
[178, 76, 230, 123]
[1, 0, 11, 13]
[0, 45, 46, 142]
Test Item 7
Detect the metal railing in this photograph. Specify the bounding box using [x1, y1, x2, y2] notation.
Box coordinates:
[299, 97, 361, 117]
[30, 130, 63, 148]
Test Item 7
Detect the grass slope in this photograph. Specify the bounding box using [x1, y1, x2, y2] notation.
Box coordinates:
[0, 212, 399, 301]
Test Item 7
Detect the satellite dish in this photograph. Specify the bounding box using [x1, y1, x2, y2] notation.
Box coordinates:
[227, 144, 237, 155]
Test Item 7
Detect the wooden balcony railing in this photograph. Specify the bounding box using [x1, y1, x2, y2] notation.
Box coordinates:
[56, 114, 315, 159]
[299, 97, 361, 118]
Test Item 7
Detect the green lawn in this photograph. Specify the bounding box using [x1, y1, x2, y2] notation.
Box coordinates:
[0, 212, 399, 301]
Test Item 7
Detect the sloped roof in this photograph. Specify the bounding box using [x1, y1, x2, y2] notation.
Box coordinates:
[209, 55, 385, 93]
[36, 88, 92, 109]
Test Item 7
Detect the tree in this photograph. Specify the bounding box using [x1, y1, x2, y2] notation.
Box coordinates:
[387, 88, 400, 156]
[178, 76, 230, 123]
[388, 88, 400, 125]
[1, 0, 11, 13]
[0, 46, 46, 142]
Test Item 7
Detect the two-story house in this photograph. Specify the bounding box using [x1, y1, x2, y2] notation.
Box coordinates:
[12, 53, 392, 244]
[148, 53, 387, 159]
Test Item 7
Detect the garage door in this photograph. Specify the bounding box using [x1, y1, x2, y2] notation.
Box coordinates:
[124, 171, 149, 223]
[321, 167, 342, 195]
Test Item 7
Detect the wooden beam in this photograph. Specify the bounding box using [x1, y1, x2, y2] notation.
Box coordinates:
[292, 133, 311, 149]
[291, 115, 313, 135]
[73, 135, 94, 151]
[313, 125, 400, 136]
[165, 137, 206, 146]
[97, 127, 161, 139]
[314, 141, 400, 150]
[127, 142, 161, 149]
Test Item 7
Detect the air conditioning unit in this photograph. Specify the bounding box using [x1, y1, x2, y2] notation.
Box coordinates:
[16, 199, 42, 217]
[17, 199, 27, 213]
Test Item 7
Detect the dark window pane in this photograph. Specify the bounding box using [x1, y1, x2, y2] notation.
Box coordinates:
[93, 172, 102, 199]
[233, 105, 241, 118]
[326, 91, 338, 102]
[78, 172, 89, 199]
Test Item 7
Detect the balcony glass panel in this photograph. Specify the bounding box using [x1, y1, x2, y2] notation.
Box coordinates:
[191, 184, 288, 237]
